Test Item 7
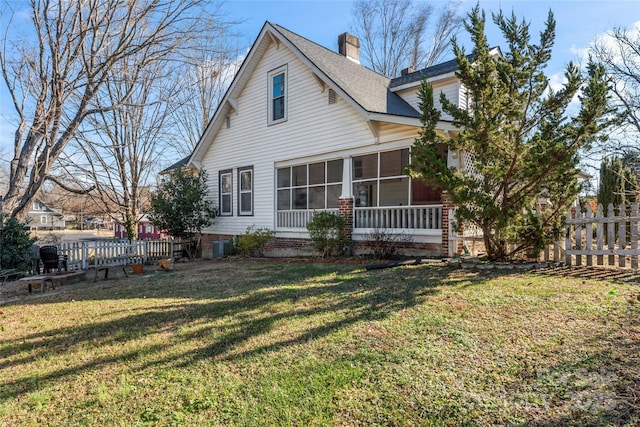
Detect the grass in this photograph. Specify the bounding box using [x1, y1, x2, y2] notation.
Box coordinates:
[0, 260, 638, 426]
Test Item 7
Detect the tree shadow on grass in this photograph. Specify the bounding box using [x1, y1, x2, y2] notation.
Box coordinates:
[0, 261, 459, 401]
[512, 329, 640, 426]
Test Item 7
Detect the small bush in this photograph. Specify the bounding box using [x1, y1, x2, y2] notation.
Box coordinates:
[236, 225, 275, 257]
[306, 211, 348, 258]
[365, 228, 414, 260]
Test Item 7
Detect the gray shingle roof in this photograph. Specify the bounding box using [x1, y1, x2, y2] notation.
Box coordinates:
[272, 24, 420, 118]
[160, 156, 189, 174]
[389, 57, 467, 89]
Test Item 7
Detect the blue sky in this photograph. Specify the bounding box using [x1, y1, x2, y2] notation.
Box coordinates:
[1, 0, 639, 159]
[224, 0, 640, 74]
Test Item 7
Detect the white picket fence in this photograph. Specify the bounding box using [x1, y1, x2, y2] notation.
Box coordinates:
[565, 203, 640, 268]
[56, 239, 183, 271]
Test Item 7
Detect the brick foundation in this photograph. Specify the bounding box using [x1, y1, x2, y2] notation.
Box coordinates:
[199, 232, 443, 259]
[198, 233, 235, 259]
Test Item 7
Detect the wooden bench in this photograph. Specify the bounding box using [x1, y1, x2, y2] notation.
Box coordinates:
[94, 256, 143, 281]
[18, 271, 87, 293]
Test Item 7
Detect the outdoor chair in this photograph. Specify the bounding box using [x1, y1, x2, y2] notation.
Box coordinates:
[39, 245, 68, 274]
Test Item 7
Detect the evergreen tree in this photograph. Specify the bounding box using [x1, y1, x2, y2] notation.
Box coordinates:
[0, 215, 36, 270]
[149, 169, 218, 257]
[598, 157, 637, 213]
[409, 6, 614, 260]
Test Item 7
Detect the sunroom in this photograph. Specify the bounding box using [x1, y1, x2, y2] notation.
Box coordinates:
[275, 147, 444, 240]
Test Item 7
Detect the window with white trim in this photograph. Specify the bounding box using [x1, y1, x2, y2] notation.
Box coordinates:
[238, 167, 253, 216]
[268, 65, 287, 124]
[40, 215, 47, 224]
[219, 170, 233, 216]
[352, 148, 444, 207]
[277, 160, 343, 210]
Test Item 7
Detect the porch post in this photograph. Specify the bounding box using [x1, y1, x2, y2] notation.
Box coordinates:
[339, 156, 354, 241]
[441, 193, 455, 257]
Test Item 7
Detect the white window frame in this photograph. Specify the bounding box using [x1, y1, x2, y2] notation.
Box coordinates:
[40, 215, 48, 224]
[238, 167, 254, 216]
[351, 148, 417, 207]
[276, 160, 343, 211]
[268, 65, 288, 125]
[219, 170, 233, 216]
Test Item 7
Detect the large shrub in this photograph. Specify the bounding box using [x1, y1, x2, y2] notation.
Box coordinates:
[0, 215, 36, 270]
[306, 211, 348, 258]
[149, 169, 218, 257]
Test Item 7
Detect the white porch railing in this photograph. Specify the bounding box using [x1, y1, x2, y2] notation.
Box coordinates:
[277, 209, 339, 229]
[276, 206, 443, 230]
[354, 205, 442, 230]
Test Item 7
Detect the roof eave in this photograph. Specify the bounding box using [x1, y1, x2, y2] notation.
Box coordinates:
[189, 22, 274, 166]
[367, 113, 460, 132]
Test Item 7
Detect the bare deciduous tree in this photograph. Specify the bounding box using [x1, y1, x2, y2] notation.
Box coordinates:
[170, 23, 244, 158]
[67, 58, 175, 240]
[591, 25, 640, 154]
[351, 0, 463, 78]
[0, 0, 206, 220]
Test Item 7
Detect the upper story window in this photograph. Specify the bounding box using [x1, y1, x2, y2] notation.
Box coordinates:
[33, 201, 43, 211]
[268, 65, 287, 124]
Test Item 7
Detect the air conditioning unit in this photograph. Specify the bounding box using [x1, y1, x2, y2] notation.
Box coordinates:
[212, 240, 232, 258]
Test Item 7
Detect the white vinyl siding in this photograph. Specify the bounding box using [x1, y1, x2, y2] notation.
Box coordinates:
[200, 42, 376, 236]
[396, 78, 461, 121]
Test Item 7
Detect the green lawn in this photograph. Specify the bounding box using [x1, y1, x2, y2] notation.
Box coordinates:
[0, 260, 638, 426]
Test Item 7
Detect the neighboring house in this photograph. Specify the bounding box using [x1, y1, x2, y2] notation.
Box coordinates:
[187, 22, 483, 258]
[27, 200, 66, 230]
[114, 216, 168, 239]
[160, 156, 191, 175]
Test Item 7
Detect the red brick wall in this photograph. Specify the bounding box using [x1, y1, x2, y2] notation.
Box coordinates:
[338, 197, 354, 240]
[198, 233, 235, 259]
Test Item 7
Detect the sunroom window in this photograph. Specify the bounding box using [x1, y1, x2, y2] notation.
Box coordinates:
[352, 148, 442, 207]
[277, 159, 343, 210]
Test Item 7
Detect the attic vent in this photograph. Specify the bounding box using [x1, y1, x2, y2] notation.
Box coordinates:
[328, 89, 337, 105]
[225, 116, 231, 129]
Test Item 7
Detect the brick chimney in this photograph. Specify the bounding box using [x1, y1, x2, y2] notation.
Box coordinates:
[338, 32, 360, 64]
[401, 67, 416, 76]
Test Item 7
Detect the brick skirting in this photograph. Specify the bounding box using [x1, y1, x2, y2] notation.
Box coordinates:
[199, 232, 443, 259]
